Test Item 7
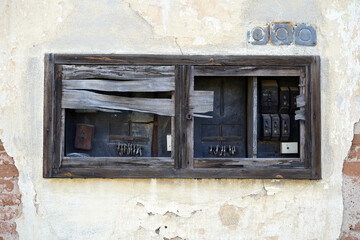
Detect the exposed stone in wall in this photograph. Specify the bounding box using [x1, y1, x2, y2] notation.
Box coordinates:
[341, 121, 360, 240]
[0, 140, 21, 240]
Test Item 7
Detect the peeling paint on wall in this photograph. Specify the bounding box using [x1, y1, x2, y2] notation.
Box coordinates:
[218, 205, 242, 229]
[340, 121, 360, 240]
[0, 139, 21, 240]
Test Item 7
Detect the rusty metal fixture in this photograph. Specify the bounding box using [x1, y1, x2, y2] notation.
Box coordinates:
[74, 124, 95, 150]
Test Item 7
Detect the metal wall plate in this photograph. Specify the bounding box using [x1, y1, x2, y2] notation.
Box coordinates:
[294, 24, 317, 46]
[270, 23, 293, 45]
[281, 142, 298, 154]
[247, 26, 269, 45]
[248, 22, 317, 46]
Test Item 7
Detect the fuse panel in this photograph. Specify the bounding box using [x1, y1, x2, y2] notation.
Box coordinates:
[257, 77, 300, 158]
[193, 76, 300, 159]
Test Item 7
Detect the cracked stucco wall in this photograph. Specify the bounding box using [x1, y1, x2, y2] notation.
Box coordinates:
[0, 0, 360, 239]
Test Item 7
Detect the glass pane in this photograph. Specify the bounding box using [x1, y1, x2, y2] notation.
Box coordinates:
[257, 77, 300, 158]
[65, 110, 171, 158]
[194, 76, 247, 158]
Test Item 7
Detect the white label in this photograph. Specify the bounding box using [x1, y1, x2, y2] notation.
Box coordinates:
[167, 135, 172, 152]
[281, 142, 298, 154]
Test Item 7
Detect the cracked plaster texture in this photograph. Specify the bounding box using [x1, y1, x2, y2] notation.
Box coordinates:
[0, 0, 360, 239]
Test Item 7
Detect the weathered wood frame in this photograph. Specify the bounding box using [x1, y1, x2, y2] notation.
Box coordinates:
[43, 54, 321, 179]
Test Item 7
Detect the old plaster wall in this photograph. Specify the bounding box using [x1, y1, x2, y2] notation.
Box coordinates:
[1, 0, 360, 239]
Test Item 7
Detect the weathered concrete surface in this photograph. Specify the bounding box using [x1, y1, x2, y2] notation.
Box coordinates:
[0, 0, 359, 239]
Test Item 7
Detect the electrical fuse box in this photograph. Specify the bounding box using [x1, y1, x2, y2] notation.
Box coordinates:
[44, 54, 320, 179]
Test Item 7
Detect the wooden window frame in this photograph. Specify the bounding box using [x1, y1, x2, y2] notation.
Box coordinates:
[43, 54, 321, 179]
